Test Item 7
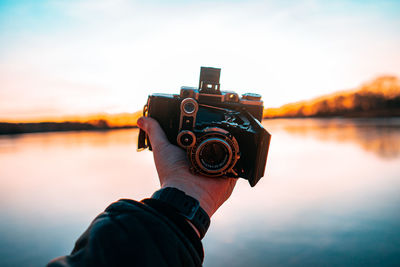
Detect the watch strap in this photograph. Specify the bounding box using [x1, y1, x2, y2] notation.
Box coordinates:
[151, 187, 210, 239]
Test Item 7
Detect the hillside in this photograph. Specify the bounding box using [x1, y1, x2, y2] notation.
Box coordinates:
[264, 76, 400, 118]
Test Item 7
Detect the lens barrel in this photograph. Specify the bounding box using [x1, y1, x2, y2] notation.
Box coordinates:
[196, 138, 232, 173]
[188, 129, 239, 177]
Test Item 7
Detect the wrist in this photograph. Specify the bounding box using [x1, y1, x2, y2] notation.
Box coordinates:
[151, 187, 211, 239]
[160, 181, 215, 217]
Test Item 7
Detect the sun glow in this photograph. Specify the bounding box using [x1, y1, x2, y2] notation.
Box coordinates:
[1, 0, 400, 122]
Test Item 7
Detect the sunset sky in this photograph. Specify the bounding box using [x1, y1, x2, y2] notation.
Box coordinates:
[1, 0, 400, 121]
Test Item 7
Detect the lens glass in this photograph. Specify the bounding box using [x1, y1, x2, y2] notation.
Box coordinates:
[183, 102, 195, 114]
[199, 140, 230, 171]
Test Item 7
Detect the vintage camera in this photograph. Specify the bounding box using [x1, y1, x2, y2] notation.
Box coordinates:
[138, 67, 271, 186]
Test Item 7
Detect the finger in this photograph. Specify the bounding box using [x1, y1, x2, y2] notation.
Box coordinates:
[137, 116, 170, 150]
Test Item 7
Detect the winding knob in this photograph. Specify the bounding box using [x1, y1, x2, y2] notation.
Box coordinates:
[242, 93, 261, 101]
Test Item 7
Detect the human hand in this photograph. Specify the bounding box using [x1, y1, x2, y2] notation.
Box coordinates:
[137, 116, 237, 217]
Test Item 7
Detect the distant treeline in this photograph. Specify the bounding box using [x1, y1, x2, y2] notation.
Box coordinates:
[0, 120, 135, 135]
[264, 76, 400, 118]
[287, 94, 400, 118]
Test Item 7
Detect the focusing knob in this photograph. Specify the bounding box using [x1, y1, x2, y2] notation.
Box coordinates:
[177, 131, 196, 148]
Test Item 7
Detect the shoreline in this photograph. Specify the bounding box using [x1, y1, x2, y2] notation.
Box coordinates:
[0, 122, 137, 136]
[2, 116, 400, 136]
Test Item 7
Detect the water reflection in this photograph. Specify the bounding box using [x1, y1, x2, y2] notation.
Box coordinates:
[0, 120, 399, 266]
[265, 118, 400, 159]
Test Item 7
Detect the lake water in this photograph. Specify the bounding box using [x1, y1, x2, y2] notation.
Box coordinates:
[0, 118, 399, 267]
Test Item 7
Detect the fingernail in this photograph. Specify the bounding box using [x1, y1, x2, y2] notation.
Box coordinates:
[137, 117, 144, 128]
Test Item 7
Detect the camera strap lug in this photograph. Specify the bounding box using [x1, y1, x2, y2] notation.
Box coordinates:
[137, 104, 152, 151]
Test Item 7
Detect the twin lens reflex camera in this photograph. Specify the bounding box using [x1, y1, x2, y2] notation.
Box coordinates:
[138, 67, 271, 186]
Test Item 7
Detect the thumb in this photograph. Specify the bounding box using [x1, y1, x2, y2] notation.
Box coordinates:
[137, 116, 170, 150]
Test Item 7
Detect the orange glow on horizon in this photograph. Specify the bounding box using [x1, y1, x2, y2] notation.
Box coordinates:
[0, 111, 143, 127]
[2, 76, 399, 125]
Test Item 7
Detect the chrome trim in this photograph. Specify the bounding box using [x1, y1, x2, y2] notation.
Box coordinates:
[202, 127, 229, 134]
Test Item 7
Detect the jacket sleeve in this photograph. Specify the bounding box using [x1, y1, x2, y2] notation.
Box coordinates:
[47, 199, 204, 267]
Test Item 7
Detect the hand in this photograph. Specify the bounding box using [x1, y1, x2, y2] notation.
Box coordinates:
[137, 116, 237, 218]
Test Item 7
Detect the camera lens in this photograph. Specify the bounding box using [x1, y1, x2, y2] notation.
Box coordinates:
[183, 102, 196, 114]
[196, 138, 232, 172]
[189, 129, 240, 177]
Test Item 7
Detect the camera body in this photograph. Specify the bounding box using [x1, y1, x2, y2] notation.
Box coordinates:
[138, 67, 271, 186]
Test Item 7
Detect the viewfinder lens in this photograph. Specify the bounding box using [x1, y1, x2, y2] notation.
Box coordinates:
[183, 102, 196, 114]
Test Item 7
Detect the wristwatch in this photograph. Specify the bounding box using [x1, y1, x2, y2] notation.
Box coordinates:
[151, 187, 210, 239]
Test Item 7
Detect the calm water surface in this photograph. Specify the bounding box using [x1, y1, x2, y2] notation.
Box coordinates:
[0, 118, 399, 267]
